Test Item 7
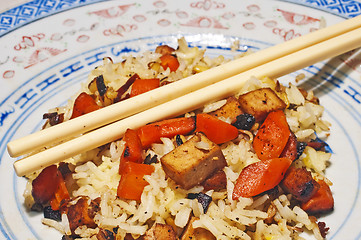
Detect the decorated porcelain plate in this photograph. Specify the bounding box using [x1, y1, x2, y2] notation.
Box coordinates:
[0, 0, 361, 239]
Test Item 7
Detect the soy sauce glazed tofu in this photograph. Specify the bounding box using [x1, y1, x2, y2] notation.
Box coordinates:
[25, 38, 334, 240]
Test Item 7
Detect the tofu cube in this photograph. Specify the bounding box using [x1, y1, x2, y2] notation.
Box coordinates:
[210, 96, 243, 123]
[238, 88, 286, 122]
[161, 133, 227, 189]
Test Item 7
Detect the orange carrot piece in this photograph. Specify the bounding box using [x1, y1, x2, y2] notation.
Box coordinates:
[119, 129, 144, 174]
[253, 110, 290, 161]
[195, 113, 238, 144]
[232, 157, 292, 199]
[301, 179, 334, 213]
[160, 54, 180, 72]
[137, 117, 195, 147]
[130, 78, 160, 97]
[117, 162, 155, 201]
[50, 173, 70, 211]
[70, 92, 101, 119]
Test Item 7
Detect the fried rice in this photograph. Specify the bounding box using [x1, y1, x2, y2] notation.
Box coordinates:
[23, 38, 333, 240]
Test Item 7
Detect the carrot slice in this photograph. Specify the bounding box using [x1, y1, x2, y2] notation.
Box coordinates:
[301, 179, 334, 213]
[70, 92, 101, 119]
[137, 117, 195, 147]
[195, 113, 238, 144]
[117, 162, 155, 201]
[119, 129, 144, 174]
[253, 110, 290, 160]
[232, 157, 292, 199]
[130, 78, 160, 97]
[160, 54, 180, 72]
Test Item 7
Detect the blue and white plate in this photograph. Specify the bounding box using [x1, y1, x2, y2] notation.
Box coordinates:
[0, 0, 360, 239]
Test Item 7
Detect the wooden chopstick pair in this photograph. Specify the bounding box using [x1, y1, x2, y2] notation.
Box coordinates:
[9, 15, 361, 176]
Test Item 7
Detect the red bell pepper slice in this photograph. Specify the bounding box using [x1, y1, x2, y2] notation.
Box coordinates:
[70, 92, 101, 119]
[117, 162, 155, 201]
[195, 113, 238, 144]
[130, 78, 160, 97]
[253, 110, 290, 161]
[232, 157, 292, 199]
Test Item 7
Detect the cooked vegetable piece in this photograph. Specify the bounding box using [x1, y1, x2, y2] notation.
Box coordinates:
[195, 113, 238, 144]
[232, 113, 255, 131]
[280, 131, 299, 161]
[130, 78, 160, 97]
[187, 192, 212, 213]
[144, 223, 178, 240]
[301, 179, 334, 214]
[50, 172, 70, 210]
[161, 132, 227, 189]
[155, 45, 176, 55]
[70, 92, 101, 119]
[201, 169, 227, 191]
[181, 217, 216, 240]
[238, 88, 286, 122]
[114, 74, 139, 102]
[119, 129, 144, 174]
[137, 117, 195, 147]
[60, 196, 100, 233]
[232, 157, 292, 199]
[281, 167, 320, 202]
[253, 110, 291, 161]
[160, 54, 180, 72]
[117, 161, 155, 201]
[32, 165, 67, 205]
[95, 75, 107, 97]
[209, 96, 243, 124]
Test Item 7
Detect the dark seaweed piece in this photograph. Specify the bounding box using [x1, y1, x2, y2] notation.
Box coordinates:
[175, 134, 183, 146]
[232, 113, 255, 130]
[187, 192, 212, 213]
[96, 75, 108, 97]
[43, 205, 61, 221]
[144, 154, 158, 165]
[296, 142, 307, 159]
[43, 112, 64, 126]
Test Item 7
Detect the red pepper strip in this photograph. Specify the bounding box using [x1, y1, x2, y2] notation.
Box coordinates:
[137, 117, 195, 147]
[232, 157, 292, 199]
[130, 78, 160, 97]
[119, 129, 144, 174]
[160, 54, 180, 72]
[117, 161, 155, 201]
[50, 172, 70, 210]
[32, 165, 59, 204]
[301, 179, 334, 213]
[253, 110, 290, 161]
[70, 92, 101, 119]
[195, 113, 238, 145]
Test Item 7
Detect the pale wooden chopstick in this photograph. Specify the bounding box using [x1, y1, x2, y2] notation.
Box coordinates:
[12, 25, 361, 176]
[7, 15, 361, 159]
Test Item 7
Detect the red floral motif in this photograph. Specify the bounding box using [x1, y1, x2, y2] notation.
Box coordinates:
[273, 28, 301, 41]
[277, 9, 319, 25]
[90, 4, 134, 18]
[103, 24, 138, 37]
[181, 16, 228, 29]
[190, 0, 225, 11]
[14, 34, 45, 51]
[25, 48, 67, 69]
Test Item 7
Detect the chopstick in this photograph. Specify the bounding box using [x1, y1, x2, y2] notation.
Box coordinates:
[11, 19, 361, 176]
[7, 15, 361, 159]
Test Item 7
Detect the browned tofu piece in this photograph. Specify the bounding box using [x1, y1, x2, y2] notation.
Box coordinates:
[161, 132, 227, 189]
[144, 223, 178, 240]
[181, 217, 215, 240]
[238, 88, 286, 122]
[209, 96, 243, 123]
